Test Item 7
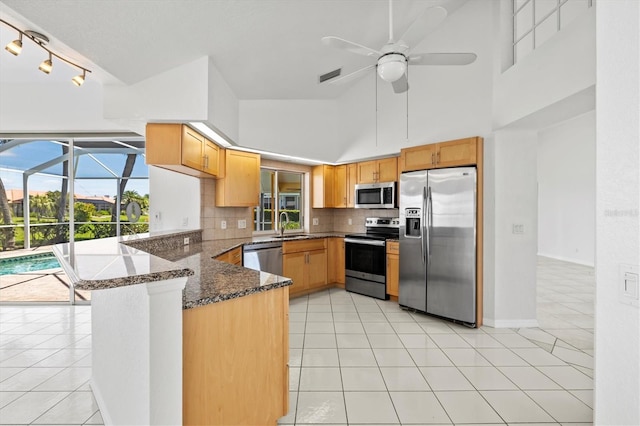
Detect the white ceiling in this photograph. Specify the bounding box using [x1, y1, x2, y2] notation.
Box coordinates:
[0, 0, 469, 100]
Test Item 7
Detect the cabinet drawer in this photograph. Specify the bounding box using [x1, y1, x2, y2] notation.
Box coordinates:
[283, 238, 326, 254]
[386, 241, 399, 255]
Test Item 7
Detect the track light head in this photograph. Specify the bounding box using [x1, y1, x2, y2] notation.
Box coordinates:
[5, 33, 22, 56]
[72, 70, 86, 87]
[39, 54, 53, 74]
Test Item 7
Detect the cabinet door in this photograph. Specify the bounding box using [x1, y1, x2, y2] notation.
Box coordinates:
[307, 249, 328, 289]
[216, 150, 260, 207]
[327, 238, 345, 285]
[181, 126, 205, 170]
[346, 163, 357, 208]
[436, 138, 477, 168]
[334, 165, 347, 208]
[312, 165, 335, 208]
[202, 139, 220, 176]
[283, 252, 307, 295]
[400, 144, 437, 172]
[377, 157, 398, 183]
[357, 161, 378, 184]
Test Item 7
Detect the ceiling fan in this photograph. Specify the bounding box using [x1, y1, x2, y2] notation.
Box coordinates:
[320, 0, 477, 93]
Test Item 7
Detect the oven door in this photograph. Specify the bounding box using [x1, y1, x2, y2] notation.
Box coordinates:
[344, 238, 387, 299]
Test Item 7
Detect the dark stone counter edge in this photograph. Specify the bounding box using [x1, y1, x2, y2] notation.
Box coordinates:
[183, 278, 294, 310]
[73, 268, 195, 291]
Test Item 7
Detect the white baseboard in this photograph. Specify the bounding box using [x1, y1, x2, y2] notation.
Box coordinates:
[483, 318, 539, 328]
[537, 252, 595, 267]
[89, 378, 112, 426]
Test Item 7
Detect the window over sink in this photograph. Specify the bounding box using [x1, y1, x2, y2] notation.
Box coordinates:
[254, 169, 304, 232]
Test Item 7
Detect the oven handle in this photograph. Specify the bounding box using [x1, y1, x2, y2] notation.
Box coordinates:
[344, 238, 386, 247]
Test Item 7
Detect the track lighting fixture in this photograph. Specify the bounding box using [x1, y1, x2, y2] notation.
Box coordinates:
[72, 70, 86, 87]
[1, 18, 91, 86]
[5, 32, 22, 56]
[39, 52, 53, 74]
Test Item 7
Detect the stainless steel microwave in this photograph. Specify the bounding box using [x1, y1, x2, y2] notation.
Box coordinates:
[354, 182, 396, 209]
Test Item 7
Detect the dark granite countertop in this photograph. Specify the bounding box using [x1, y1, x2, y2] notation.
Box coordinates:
[53, 231, 347, 310]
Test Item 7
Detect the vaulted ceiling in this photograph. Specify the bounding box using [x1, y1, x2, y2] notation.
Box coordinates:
[0, 0, 469, 100]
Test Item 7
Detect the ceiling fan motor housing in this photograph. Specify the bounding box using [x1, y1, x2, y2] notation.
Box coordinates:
[377, 52, 407, 82]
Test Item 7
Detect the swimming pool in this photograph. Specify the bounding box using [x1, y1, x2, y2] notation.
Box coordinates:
[0, 253, 61, 276]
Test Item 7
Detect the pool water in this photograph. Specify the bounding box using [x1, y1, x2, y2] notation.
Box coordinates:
[0, 253, 61, 276]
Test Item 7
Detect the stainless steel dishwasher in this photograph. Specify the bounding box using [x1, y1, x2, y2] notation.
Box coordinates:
[242, 241, 283, 276]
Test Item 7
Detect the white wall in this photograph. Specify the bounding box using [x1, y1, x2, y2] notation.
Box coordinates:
[594, 2, 640, 424]
[148, 166, 200, 232]
[207, 58, 240, 143]
[0, 81, 125, 133]
[483, 129, 539, 328]
[493, 6, 595, 129]
[537, 111, 595, 266]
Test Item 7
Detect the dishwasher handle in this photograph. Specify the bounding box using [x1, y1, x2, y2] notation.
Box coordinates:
[243, 241, 283, 251]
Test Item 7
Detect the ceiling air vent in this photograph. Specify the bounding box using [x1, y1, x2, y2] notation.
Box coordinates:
[319, 68, 341, 83]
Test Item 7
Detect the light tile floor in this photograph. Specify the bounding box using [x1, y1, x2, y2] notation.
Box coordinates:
[0, 256, 594, 425]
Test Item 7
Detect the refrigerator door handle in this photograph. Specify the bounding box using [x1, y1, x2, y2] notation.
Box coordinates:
[427, 186, 433, 265]
[423, 187, 428, 265]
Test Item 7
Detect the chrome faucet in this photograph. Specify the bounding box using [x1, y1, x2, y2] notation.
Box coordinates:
[279, 211, 289, 237]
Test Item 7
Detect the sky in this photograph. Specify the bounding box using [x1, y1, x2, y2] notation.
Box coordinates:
[0, 141, 149, 196]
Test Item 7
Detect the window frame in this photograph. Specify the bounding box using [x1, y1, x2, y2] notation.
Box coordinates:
[253, 167, 305, 235]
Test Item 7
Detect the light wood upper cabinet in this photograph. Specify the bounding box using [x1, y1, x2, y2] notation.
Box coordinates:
[312, 165, 335, 208]
[357, 158, 398, 183]
[400, 137, 478, 172]
[334, 165, 347, 208]
[146, 123, 222, 178]
[215, 150, 260, 207]
[202, 138, 220, 176]
[386, 241, 399, 298]
[347, 163, 357, 208]
[327, 237, 345, 285]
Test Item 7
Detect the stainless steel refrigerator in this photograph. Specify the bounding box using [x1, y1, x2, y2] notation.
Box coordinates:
[399, 167, 477, 326]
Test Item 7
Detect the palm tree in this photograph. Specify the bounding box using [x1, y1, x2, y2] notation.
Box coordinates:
[30, 194, 54, 221]
[111, 154, 137, 224]
[0, 177, 15, 250]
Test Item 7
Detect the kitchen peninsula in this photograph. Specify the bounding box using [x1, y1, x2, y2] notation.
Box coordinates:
[53, 229, 292, 425]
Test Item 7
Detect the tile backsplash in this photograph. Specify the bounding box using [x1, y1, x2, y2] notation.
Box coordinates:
[200, 179, 253, 241]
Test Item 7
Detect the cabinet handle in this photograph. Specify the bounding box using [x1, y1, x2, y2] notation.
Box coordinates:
[436, 152, 440, 164]
[431, 152, 435, 165]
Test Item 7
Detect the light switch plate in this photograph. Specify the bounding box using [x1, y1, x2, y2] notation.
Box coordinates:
[221, 220, 227, 230]
[238, 219, 247, 229]
[619, 264, 640, 307]
[348, 218, 352, 225]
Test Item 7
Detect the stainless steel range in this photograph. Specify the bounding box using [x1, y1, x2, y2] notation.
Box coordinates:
[345, 217, 400, 300]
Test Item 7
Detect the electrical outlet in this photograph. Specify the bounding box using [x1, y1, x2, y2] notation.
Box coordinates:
[183, 237, 190, 245]
[348, 218, 352, 225]
[221, 220, 227, 229]
[238, 219, 247, 229]
[313, 218, 319, 226]
[512, 224, 524, 234]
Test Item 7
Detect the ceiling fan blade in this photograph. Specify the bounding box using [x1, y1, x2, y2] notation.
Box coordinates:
[409, 53, 477, 66]
[398, 6, 447, 49]
[324, 64, 376, 85]
[321, 36, 382, 57]
[391, 73, 408, 94]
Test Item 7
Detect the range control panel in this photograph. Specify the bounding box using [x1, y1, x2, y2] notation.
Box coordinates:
[365, 217, 400, 228]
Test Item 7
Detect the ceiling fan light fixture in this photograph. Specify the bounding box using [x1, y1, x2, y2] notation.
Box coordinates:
[39, 53, 53, 74]
[377, 53, 407, 83]
[5, 33, 22, 56]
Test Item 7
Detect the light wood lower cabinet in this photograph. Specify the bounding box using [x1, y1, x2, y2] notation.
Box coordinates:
[327, 237, 345, 286]
[386, 241, 399, 298]
[183, 287, 289, 425]
[283, 239, 327, 297]
[214, 246, 242, 265]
